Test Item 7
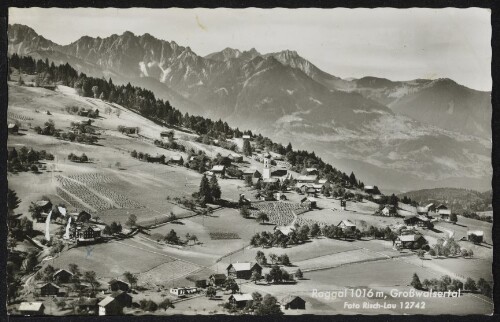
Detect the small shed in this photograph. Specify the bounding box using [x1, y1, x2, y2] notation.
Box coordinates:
[18, 302, 45, 316]
[280, 295, 306, 310]
[467, 230, 484, 244]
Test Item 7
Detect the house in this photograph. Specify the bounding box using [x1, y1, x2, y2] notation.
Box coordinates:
[108, 279, 130, 292]
[98, 296, 125, 316]
[170, 287, 198, 296]
[275, 225, 296, 236]
[227, 262, 262, 279]
[364, 185, 376, 194]
[337, 220, 356, 235]
[395, 234, 426, 249]
[438, 209, 451, 221]
[228, 293, 253, 308]
[467, 230, 484, 244]
[39, 282, 60, 296]
[211, 165, 226, 177]
[381, 206, 394, 216]
[242, 169, 261, 179]
[70, 210, 92, 223]
[242, 135, 252, 140]
[425, 203, 436, 213]
[53, 269, 74, 283]
[8, 123, 19, 134]
[280, 295, 306, 310]
[275, 160, 292, 169]
[169, 155, 184, 165]
[18, 302, 45, 316]
[110, 291, 133, 307]
[160, 131, 172, 138]
[146, 155, 165, 164]
[307, 197, 317, 208]
[209, 274, 227, 286]
[121, 126, 138, 135]
[228, 153, 243, 162]
[74, 224, 101, 243]
[403, 215, 432, 228]
[270, 168, 288, 178]
[35, 200, 53, 213]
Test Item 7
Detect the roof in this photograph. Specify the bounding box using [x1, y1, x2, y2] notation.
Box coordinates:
[40, 282, 60, 289]
[210, 274, 226, 280]
[297, 175, 318, 182]
[307, 197, 317, 202]
[306, 168, 318, 172]
[468, 230, 484, 236]
[109, 279, 130, 286]
[170, 155, 183, 161]
[364, 185, 375, 190]
[75, 298, 99, 306]
[8, 123, 18, 128]
[339, 220, 356, 227]
[227, 262, 259, 272]
[19, 302, 44, 312]
[438, 209, 451, 215]
[398, 234, 423, 242]
[98, 296, 116, 307]
[54, 269, 73, 277]
[416, 207, 428, 213]
[318, 179, 328, 184]
[242, 135, 251, 139]
[211, 165, 225, 171]
[35, 200, 51, 207]
[280, 295, 304, 305]
[243, 169, 259, 175]
[230, 293, 253, 302]
[416, 215, 429, 222]
[425, 203, 434, 209]
[58, 207, 67, 216]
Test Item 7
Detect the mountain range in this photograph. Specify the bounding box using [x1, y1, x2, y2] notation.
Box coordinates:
[7, 24, 492, 192]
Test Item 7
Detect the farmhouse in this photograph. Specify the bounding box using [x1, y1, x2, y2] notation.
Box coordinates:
[53, 269, 74, 283]
[306, 187, 317, 197]
[438, 209, 451, 221]
[98, 296, 124, 316]
[74, 224, 101, 243]
[337, 220, 356, 234]
[169, 155, 184, 165]
[70, 210, 92, 222]
[228, 293, 253, 308]
[403, 215, 432, 228]
[146, 155, 165, 163]
[209, 274, 227, 286]
[211, 165, 226, 177]
[38, 282, 60, 296]
[280, 295, 306, 310]
[110, 291, 133, 307]
[227, 262, 262, 279]
[108, 279, 130, 292]
[425, 203, 436, 212]
[18, 302, 45, 316]
[305, 168, 319, 176]
[121, 126, 139, 135]
[8, 123, 19, 134]
[395, 234, 426, 249]
[467, 230, 484, 244]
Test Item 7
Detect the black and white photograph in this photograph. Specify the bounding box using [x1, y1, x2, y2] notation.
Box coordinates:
[4, 6, 495, 316]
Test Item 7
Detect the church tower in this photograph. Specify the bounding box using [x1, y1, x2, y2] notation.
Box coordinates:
[263, 158, 271, 180]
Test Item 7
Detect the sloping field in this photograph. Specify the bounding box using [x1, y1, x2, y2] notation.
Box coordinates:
[137, 260, 203, 288]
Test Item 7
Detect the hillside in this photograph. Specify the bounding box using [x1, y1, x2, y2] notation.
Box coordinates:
[398, 188, 492, 214]
[7, 24, 492, 192]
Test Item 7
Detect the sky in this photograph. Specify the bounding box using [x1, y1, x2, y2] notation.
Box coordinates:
[9, 7, 492, 91]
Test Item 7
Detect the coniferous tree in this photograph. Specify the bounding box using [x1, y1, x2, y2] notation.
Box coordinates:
[199, 174, 212, 204]
[209, 175, 221, 200]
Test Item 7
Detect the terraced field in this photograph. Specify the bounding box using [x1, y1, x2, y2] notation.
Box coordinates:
[249, 202, 308, 226]
[56, 175, 114, 211]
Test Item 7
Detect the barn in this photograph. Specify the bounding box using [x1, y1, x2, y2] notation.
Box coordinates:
[39, 283, 60, 296]
[228, 293, 253, 308]
[18, 302, 45, 316]
[53, 269, 74, 283]
[108, 279, 130, 292]
[227, 262, 262, 279]
[395, 234, 426, 249]
[337, 220, 356, 235]
[211, 165, 226, 177]
[467, 230, 484, 244]
[209, 274, 227, 286]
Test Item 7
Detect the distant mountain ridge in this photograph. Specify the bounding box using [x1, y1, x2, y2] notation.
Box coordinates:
[7, 23, 492, 192]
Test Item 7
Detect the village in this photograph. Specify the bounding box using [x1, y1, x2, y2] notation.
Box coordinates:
[6, 65, 493, 316]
